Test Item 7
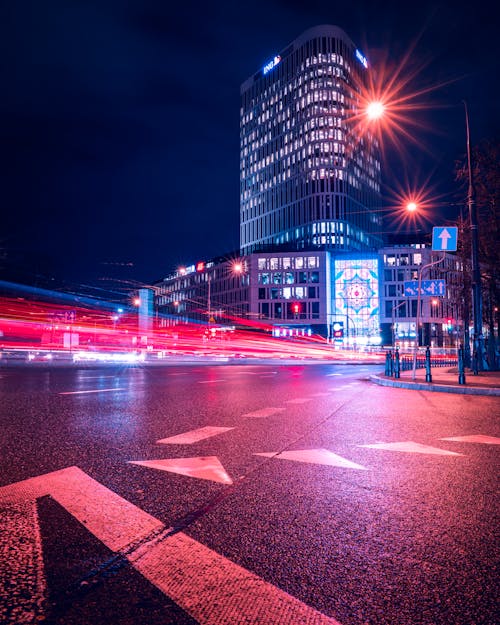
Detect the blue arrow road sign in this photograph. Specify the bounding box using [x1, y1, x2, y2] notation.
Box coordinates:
[432, 226, 458, 251]
[404, 280, 446, 297]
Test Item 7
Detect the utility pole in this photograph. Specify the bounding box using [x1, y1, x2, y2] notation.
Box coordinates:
[464, 102, 487, 371]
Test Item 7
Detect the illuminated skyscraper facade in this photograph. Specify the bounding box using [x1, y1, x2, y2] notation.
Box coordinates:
[240, 25, 382, 256]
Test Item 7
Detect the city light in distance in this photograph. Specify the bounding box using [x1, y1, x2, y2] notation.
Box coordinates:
[406, 201, 418, 212]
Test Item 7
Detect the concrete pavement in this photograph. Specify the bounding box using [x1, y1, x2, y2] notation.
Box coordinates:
[371, 367, 500, 396]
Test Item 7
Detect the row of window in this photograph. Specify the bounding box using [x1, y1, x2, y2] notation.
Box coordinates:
[258, 286, 318, 300]
[258, 271, 320, 285]
[259, 301, 320, 320]
[257, 255, 320, 270]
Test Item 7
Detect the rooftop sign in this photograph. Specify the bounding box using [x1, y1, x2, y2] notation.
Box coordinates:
[263, 55, 281, 75]
[355, 49, 368, 68]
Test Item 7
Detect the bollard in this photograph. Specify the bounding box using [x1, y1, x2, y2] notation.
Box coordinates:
[472, 349, 478, 375]
[394, 348, 400, 379]
[385, 351, 392, 376]
[425, 346, 432, 383]
[458, 345, 466, 385]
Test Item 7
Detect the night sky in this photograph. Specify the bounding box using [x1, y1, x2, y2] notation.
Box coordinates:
[1, 0, 498, 296]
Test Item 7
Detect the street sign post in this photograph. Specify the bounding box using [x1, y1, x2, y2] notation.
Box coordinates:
[432, 227, 458, 252]
[403, 280, 446, 297]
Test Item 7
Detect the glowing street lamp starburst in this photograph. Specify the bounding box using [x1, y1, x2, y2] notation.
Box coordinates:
[346, 37, 458, 163]
[366, 101, 385, 120]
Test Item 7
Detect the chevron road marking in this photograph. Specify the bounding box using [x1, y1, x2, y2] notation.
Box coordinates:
[440, 435, 500, 445]
[255, 449, 367, 470]
[157, 426, 235, 445]
[128, 457, 234, 484]
[0, 467, 342, 625]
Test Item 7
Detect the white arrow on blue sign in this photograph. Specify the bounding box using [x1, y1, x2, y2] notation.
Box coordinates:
[404, 280, 446, 297]
[432, 226, 458, 251]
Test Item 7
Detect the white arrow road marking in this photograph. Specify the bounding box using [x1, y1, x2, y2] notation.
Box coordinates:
[157, 427, 235, 445]
[128, 457, 233, 485]
[358, 441, 463, 456]
[440, 435, 500, 445]
[0, 467, 342, 625]
[255, 449, 367, 470]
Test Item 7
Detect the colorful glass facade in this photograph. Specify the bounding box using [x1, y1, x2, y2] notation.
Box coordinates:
[334, 257, 380, 338]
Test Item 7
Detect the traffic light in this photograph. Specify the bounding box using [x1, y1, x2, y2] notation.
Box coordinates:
[292, 303, 300, 315]
[332, 321, 344, 338]
[446, 318, 453, 333]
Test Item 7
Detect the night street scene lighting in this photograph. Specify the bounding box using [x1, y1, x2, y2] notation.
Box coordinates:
[1, 4, 499, 625]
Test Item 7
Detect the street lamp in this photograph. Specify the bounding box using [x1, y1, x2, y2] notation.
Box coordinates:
[366, 101, 385, 121]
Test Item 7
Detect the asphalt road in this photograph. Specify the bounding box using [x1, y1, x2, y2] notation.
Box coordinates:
[1, 363, 498, 625]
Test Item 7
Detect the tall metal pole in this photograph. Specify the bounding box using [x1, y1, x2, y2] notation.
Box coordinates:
[412, 255, 445, 380]
[464, 101, 487, 371]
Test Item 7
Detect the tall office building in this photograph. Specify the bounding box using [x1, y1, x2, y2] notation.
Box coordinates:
[240, 25, 382, 256]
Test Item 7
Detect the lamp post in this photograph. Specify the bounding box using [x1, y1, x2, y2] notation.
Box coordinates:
[391, 300, 406, 347]
[464, 101, 487, 372]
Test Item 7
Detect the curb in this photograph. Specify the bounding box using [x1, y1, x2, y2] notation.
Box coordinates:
[370, 374, 500, 396]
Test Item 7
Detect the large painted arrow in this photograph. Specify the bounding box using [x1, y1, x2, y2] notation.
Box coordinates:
[0, 467, 342, 625]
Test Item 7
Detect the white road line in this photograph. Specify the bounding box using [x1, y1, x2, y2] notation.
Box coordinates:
[0, 467, 342, 625]
[242, 407, 286, 418]
[58, 388, 126, 395]
[77, 375, 118, 379]
[326, 373, 342, 376]
[358, 441, 463, 456]
[198, 379, 226, 384]
[157, 427, 235, 445]
[0, 501, 45, 623]
[131, 530, 342, 625]
[285, 397, 312, 404]
[440, 435, 500, 445]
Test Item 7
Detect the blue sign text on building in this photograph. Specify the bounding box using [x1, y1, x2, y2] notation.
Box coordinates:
[432, 226, 458, 251]
[263, 55, 281, 75]
[403, 280, 446, 297]
[355, 49, 368, 68]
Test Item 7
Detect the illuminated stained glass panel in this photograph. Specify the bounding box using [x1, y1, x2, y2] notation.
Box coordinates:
[334, 258, 380, 337]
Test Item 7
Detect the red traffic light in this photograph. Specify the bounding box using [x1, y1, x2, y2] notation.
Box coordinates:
[292, 303, 300, 314]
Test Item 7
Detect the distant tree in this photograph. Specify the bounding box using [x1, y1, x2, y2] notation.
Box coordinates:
[456, 139, 500, 367]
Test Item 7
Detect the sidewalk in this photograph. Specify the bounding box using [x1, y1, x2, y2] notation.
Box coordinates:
[370, 367, 500, 396]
